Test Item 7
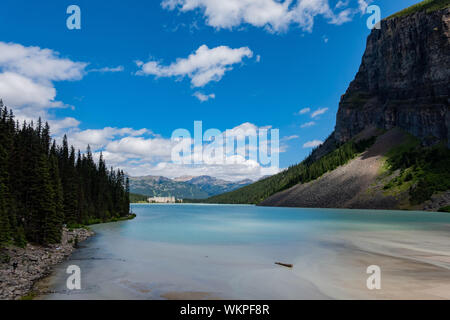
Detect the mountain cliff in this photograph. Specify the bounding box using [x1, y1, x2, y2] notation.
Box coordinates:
[206, 1, 450, 211]
[335, 2, 449, 147]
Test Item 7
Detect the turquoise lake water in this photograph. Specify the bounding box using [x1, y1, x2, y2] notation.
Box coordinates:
[40, 204, 450, 300]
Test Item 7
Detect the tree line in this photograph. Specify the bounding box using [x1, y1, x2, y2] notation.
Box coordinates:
[0, 101, 130, 246]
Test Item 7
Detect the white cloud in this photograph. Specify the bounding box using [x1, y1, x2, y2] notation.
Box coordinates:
[0, 42, 88, 112]
[329, 8, 353, 25]
[0, 72, 59, 109]
[298, 107, 310, 114]
[0, 42, 87, 82]
[161, 0, 360, 32]
[281, 135, 299, 141]
[311, 107, 328, 118]
[303, 140, 323, 148]
[0, 41, 90, 133]
[106, 136, 174, 159]
[335, 0, 349, 9]
[193, 91, 216, 102]
[136, 44, 253, 87]
[89, 66, 124, 73]
[67, 127, 151, 151]
[47, 117, 80, 135]
[358, 0, 371, 13]
[301, 121, 316, 128]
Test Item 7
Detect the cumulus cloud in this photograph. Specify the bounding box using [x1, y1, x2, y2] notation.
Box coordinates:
[311, 107, 328, 118]
[303, 140, 323, 148]
[136, 44, 253, 87]
[0, 41, 89, 134]
[161, 0, 361, 32]
[193, 91, 215, 102]
[106, 136, 174, 160]
[0, 42, 88, 114]
[67, 127, 151, 151]
[0, 72, 59, 109]
[301, 121, 316, 128]
[0, 42, 87, 82]
[47, 117, 80, 135]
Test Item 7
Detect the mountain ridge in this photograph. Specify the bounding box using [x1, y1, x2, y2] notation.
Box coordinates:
[128, 175, 253, 199]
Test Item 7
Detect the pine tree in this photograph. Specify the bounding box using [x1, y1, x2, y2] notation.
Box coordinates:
[28, 154, 55, 244]
[0, 161, 11, 244]
[44, 154, 64, 244]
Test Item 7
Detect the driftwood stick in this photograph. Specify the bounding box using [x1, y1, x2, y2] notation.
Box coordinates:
[275, 262, 293, 268]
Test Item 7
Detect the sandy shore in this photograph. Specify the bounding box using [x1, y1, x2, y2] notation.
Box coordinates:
[294, 228, 450, 300]
[0, 228, 94, 300]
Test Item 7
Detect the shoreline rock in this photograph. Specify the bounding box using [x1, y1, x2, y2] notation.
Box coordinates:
[0, 227, 94, 300]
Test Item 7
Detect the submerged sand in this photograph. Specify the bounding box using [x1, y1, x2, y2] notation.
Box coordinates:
[297, 227, 450, 299]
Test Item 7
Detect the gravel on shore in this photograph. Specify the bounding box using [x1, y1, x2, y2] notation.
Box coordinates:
[0, 228, 94, 300]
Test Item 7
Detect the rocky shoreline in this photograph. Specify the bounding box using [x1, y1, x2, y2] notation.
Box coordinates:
[0, 228, 94, 300]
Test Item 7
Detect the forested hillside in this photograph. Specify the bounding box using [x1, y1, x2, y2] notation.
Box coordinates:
[0, 101, 130, 246]
[205, 137, 376, 204]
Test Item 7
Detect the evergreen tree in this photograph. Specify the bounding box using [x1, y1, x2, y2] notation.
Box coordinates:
[44, 154, 64, 244]
[27, 154, 54, 244]
[0, 145, 11, 243]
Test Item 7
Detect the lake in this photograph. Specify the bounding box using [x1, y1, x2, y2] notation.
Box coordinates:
[37, 204, 450, 300]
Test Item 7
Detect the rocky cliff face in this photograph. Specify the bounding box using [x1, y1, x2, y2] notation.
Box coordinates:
[334, 7, 450, 147]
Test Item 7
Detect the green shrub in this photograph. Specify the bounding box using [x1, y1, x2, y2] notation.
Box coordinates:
[384, 141, 450, 205]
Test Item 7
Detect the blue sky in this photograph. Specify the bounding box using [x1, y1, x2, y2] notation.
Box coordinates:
[0, 0, 421, 180]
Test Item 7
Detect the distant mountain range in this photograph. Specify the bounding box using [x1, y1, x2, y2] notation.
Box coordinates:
[129, 175, 252, 199]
